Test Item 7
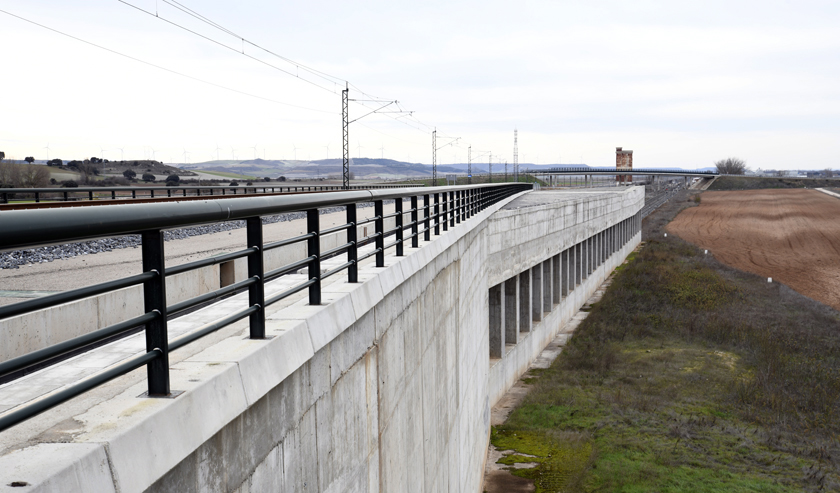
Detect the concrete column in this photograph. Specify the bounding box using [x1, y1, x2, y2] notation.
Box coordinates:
[504, 277, 519, 345]
[519, 270, 531, 333]
[561, 249, 569, 297]
[584, 238, 591, 277]
[531, 264, 543, 322]
[575, 242, 582, 285]
[489, 284, 504, 358]
[543, 260, 552, 313]
[552, 253, 561, 304]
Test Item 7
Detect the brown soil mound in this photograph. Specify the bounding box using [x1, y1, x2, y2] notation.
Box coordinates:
[667, 189, 840, 310]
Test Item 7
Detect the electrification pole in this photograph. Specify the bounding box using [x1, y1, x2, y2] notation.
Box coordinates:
[513, 128, 519, 182]
[342, 84, 350, 189]
[432, 129, 437, 185]
[488, 153, 492, 183]
[468, 146, 472, 184]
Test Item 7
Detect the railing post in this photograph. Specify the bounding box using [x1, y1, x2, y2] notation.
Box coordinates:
[167, 189, 172, 197]
[441, 192, 448, 231]
[111, 190, 116, 200]
[449, 191, 456, 227]
[347, 203, 358, 282]
[246, 217, 265, 339]
[411, 196, 419, 248]
[395, 198, 404, 256]
[63, 191, 68, 201]
[150, 189, 155, 198]
[307, 209, 321, 305]
[35, 192, 39, 203]
[374, 200, 385, 267]
[423, 194, 431, 241]
[132, 190, 136, 199]
[434, 193, 441, 235]
[141, 230, 170, 396]
[456, 190, 461, 224]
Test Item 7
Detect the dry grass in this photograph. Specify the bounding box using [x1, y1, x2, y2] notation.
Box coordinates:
[493, 190, 840, 492]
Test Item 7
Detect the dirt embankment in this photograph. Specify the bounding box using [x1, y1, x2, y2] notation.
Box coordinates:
[667, 189, 840, 310]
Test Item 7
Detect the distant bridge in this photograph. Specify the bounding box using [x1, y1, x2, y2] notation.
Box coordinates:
[522, 166, 719, 178]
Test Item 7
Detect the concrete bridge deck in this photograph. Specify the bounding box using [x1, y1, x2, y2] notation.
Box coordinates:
[0, 187, 643, 492]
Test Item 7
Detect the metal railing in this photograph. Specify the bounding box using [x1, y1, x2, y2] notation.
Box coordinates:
[0, 182, 532, 432]
[0, 183, 415, 204]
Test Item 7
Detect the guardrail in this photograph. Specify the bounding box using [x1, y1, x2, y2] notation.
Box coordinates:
[0, 182, 532, 432]
[0, 183, 416, 204]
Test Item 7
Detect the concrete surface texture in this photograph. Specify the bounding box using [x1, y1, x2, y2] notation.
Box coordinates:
[0, 187, 643, 492]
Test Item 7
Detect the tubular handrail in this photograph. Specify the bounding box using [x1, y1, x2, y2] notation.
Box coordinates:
[0, 182, 533, 432]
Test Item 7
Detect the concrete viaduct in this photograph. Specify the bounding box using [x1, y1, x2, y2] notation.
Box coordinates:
[0, 184, 643, 492]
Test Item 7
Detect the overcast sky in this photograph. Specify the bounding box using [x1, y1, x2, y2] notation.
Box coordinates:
[1, 0, 838, 169]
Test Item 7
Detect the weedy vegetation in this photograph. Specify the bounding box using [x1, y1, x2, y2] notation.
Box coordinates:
[491, 190, 840, 492]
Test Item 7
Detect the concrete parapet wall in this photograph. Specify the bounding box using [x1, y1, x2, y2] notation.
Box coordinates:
[0, 188, 644, 492]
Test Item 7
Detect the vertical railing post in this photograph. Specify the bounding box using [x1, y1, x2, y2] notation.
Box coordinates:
[374, 200, 385, 267]
[434, 193, 441, 235]
[132, 189, 136, 199]
[307, 209, 321, 305]
[246, 217, 265, 339]
[441, 192, 449, 232]
[411, 196, 419, 248]
[423, 194, 431, 241]
[456, 190, 462, 223]
[395, 197, 404, 256]
[141, 230, 170, 396]
[450, 191, 456, 227]
[347, 203, 358, 282]
[111, 190, 116, 200]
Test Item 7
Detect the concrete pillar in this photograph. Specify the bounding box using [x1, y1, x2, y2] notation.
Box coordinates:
[561, 249, 569, 297]
[531, 264, 542, 322]
[543, 260, 552, 313]
[519, 270, 531, 332]
[504, 277, 519, 345]
[489, 284, 504, 358]
[584, 238, 591, 277]
[552, 253, 561, 304]
[575, 242, 582, 285]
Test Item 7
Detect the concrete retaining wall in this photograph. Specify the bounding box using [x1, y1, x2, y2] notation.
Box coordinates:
[0, 188, 644, 492]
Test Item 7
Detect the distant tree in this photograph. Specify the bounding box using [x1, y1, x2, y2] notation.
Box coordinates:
[62, 180, 78, 188]
[76, 160, 99, 183]
[264, 176, 271, 182]
[825, 168, 834, 178]
[714, 157, 747, 175]
[50, 178, 57, 185]
[47, 159, 63, 166]
[0, 151, 4, 162]
[123, 169, 137, 180]
[24, 156, 34, 164]
[19, 164, 50, 187]
[278, 176, 286, 182]
[229, 181, 239, 186]
[165, 174, 180, 184]
[142, 173, 156, 182]
[246, 181, 253, 186]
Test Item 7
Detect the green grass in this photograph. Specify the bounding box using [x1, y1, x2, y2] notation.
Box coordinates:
[492, 209, 840, 491]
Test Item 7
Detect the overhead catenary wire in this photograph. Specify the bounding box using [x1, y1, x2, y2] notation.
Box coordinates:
[118, 0, 440, 138]
[0, 8, 334, 115]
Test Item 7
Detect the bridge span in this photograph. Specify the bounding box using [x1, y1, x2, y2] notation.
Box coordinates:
[0, 183, 642, 492]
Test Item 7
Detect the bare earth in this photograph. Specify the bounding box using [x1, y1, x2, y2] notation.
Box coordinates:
[667, 189, 840, 310]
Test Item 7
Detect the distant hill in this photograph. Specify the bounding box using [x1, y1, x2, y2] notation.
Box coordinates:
[178, 158, 592, 179]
